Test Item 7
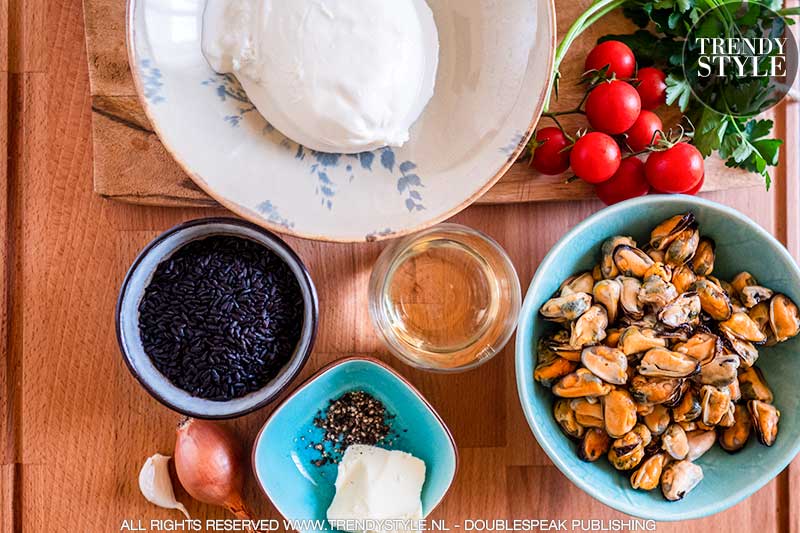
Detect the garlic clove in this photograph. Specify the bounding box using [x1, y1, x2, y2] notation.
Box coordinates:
[139, 453, 190, 519]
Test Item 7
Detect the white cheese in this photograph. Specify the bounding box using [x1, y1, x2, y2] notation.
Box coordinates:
[201, 0, 439, 154]
[327, 445, 426, 533]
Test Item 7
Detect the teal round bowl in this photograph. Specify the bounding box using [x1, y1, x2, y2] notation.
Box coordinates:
[515, 195, 800, 521]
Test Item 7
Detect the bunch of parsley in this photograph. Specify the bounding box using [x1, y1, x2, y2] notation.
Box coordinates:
[598, 0, 798, 188]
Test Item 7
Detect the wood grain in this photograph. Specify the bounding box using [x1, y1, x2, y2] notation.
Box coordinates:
[82, 0, 777, 208]
[2, 0, 798, 532]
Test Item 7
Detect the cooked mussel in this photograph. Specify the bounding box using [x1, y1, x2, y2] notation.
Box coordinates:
[675, 331, 719, 365]
[643, 404, 671, 436]
[691, 237, 715, 276]
[639, 348, 700, 378]
[738, 366, 773, 403]
[593, 279, 622, 323]
[630, 375, 684, 405]
[672, 387, 701, 422]
[540, 292, 592, 322]
[700, 385, 731, 426]
[613, 245, 655, 279]
[601, 236, 637, 279]
[553, 369, 613, 398]
[630, 453, 668, 491]
[696, 353, 739, 387]
[608, 430, 646, 471]
[665, 228, 700, 267]
[603, 389, 637, 438]
[686, 430, 716, 461]
[731, 271, 757, 294]
[662, 424, 690, 460]
[770, 294, 800, 342]
[671, 265, 698, 294]
[740, 286, 774, 309]
[749, 400, 780, 446]
[658, 292, 701, 328]
[693, 279, 733, 321]
[661, 460, 703, 501]
[720, 312, 767, 343]
[553, 399, 584, 439]
[644, 262, 672, 282]
[619, 277, 644, 318]
[570, 305, 609, 349]
[650, 213, 696, 251]
[542, 330, 582, 361]
[579, 428, 612, 462]
[533, 351, 577, 387]
[581, 345, 628, 385]
[618, 326, 667, 355]
[719, 404, 752, 452]
[571, 398, 605, 428]
[559, 271, 596, 296]
[639, 276, 679, 310]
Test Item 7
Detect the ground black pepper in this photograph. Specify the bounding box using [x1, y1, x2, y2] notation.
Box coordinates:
[310, 390, 399, 466]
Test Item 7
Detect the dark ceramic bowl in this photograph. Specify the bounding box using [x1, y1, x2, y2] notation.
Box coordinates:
[116, 217, 318, 419]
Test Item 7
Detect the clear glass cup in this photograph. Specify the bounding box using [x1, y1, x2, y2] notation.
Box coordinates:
[368, 223, 521, 372]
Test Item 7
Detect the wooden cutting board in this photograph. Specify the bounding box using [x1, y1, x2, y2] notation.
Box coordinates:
[83, 1, 787, 206]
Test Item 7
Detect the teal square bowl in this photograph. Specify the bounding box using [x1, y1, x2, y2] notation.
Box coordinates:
[516, 195, 800, 521]
[252, 357, 458, 530]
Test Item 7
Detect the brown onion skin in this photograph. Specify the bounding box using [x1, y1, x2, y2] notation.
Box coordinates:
[174, 418, 247, 511]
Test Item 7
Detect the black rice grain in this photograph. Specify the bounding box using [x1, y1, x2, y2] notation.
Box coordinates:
[138, 235, 304, 401]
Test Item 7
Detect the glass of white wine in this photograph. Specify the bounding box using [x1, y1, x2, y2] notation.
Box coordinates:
[368, 223, 521, 372]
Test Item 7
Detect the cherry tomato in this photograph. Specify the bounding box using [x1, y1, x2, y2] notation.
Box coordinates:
[585, 80, 642, 135]
[635, 67, 667, 110]
[531, 127, 571, 175]
[685, 174, 705, 195]
[644, 143, 705, 194]
[595, 157, 650, 205]
[570, 132, 622, 184]
[624, 110, 663, 152]
[584, 41, 636, 79]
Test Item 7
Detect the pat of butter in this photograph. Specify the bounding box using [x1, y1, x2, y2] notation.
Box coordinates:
[327, 445, 426, 533]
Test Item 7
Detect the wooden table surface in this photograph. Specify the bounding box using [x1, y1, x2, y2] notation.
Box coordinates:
[2, 0, 800, 532]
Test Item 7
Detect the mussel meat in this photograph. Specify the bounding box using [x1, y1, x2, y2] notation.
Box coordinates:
[770, 294, 800, 342]
[662, 424, 690, 460]
[630, 453, 668, 491]
[552, 369, 613, 398]
[540, 292, 592, 323]
[639, 348, 700, 378]
[749, 400, 780, 446]
[719, 404, 752, 452]
[581, 345, 628, 385]
[570, 305, 609, 349]
[603, 389, 637, 438]
[738, 366, 773, 403]
[593, 279, 622, 323]
[661, 461, 703, 501]
[579, 428, 612, 462]
[691, 237, 715, 276]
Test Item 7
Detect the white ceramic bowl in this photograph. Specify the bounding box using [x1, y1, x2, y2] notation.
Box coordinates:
[126, 0, 556, 242]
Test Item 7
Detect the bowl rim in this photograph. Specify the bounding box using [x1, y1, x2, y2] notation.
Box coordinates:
[251, 355, 459, 521]
[124, 0, 558, 243]
[115, 216, 319, 419]
[514, 194, 800, 521]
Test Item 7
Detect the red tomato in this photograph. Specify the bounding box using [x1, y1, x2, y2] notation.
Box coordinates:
[624, 110, 663, 152]
[685, 174, 705, 195]
[585, 80, 642, 135]
[644, 143, 705, 194]
[595, 158, 650, 205]
[584, 41, 636, 79]
[531, 127, 572, 175]
[570, 132, 622, 184]
[635, 67, 667, 110]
